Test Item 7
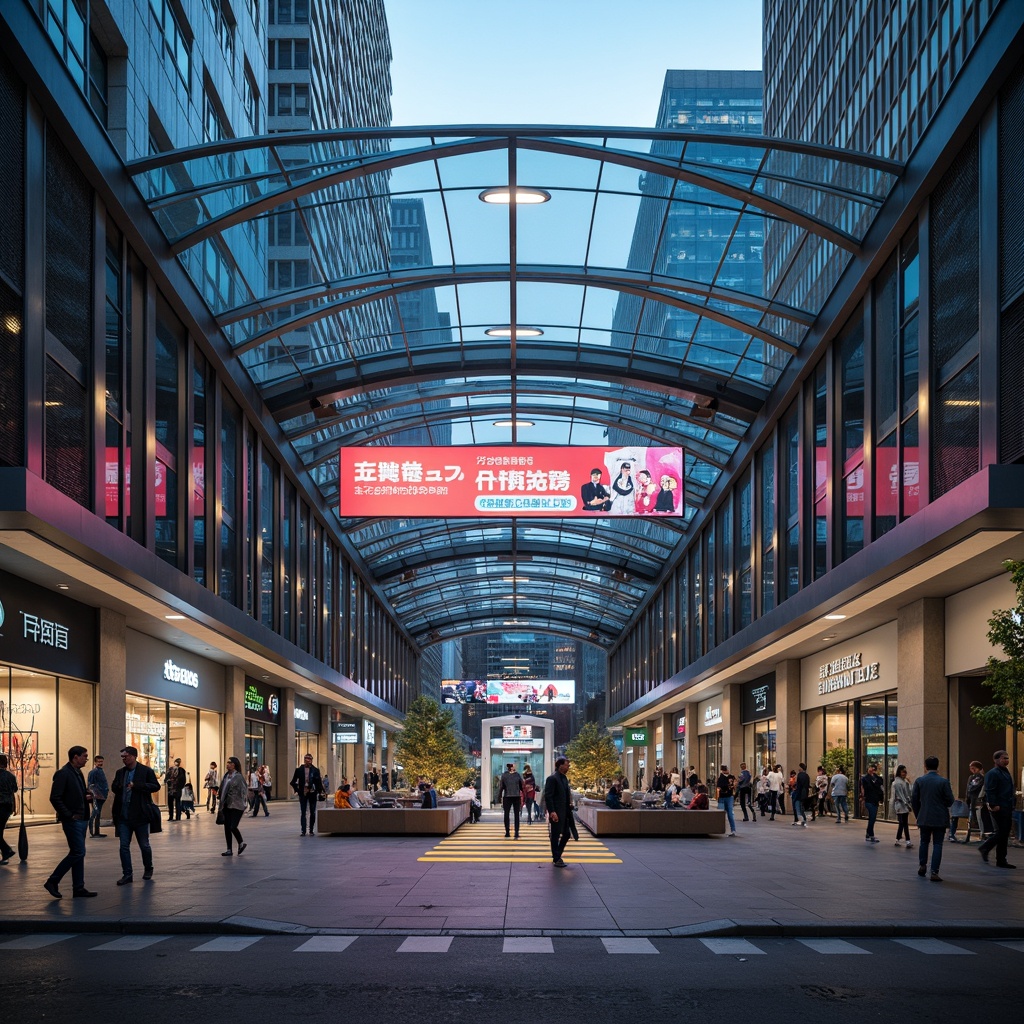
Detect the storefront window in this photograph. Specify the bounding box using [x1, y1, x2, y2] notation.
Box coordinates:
[858, 695, 898, 819]
[1, 667, 96, 822]
[743, 719, 777, 775]
[699, 732, 722, 788]
[245, 719, 265, 774]
[126, 694, 222, 790]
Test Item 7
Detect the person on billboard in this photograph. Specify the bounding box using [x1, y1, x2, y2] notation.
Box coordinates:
[581, 468, 612, 511]
[634, 469, 658, 513]
[541, 682, 559, 702]
[654, 475, 679, 513]
[609, 462, 635, 515]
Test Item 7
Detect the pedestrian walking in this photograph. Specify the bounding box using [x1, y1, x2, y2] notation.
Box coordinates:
[218, 757, 248, 856]
[978, 750, 1016, 870]
[498, 762, 524, 839]
[815, 766, 829, 819]
[756, 767, 770, 817]
[911, 755, 954, 881]
[522, 765, 539, 823]
[767, 764, 784, 820]
[0, 753, 18, 864]
[959, 760, 986, 842]
[250, 765, 268, 817]
[204, 762, 219, 813]
[860, 763, 884, 842]
[261, 764, 273, 803]
[543, 756, 577, 867]
[716, 765, 737, 835]
[45, 745, 96, 899]
[831, 768, 850, 822]
[737, 762, 756, 822]
[164, 758, 187, 820]
[110, 745, 160, 885]
[289, 753, 325, 836]
[87, 755, 109, 838]
[891, 764, 914, 848]
[792, 764, 810, 826]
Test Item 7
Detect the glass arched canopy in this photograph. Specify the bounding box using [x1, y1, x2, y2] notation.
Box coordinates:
[128, 128, 900, 647]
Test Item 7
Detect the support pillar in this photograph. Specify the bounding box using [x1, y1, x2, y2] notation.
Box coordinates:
[224, 666, 246, 771]
[280, 687, 297, 802]
[897, 598, 948, 774]
[774, 659, 802, 773]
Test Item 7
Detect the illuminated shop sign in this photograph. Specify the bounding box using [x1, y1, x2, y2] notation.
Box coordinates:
[294, 707, 309, 721]
[817, 652, 880, 695]
[676, 715, 686, 738]
[243, 679, 280, 725]
[364, 721, 375, 745]
[0, 570, 97, 680]
[625, 728, 648, 746]
[163, 659, 199, 689]
[704, 705, 722, 726]
[339, 445, 684, 519]
[125, 712, 166, 738]
[332, 722, 358, 744]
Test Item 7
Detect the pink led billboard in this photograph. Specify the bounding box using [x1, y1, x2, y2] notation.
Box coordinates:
[338, 446, 684, 519]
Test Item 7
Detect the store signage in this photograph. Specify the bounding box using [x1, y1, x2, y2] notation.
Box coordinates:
[163, 659, 199, 689]
[704, 704, 722, 726]
[125, 712, 166, 738]
[625, 728, 648, 746]
[741, 678, 776, 723]
[339, 445, 684, 519]
[490, 737, 544, 749]
[332, 722, 358, 744]
[0, 570, 97, 680]
[364, 721, 375, 745]
[294, 707, 309, 721]
[817, 652, 880, 694]
[243, 679, 280, 725]
[676, 715, 686, 738]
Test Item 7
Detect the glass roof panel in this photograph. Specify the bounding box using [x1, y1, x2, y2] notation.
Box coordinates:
[127, 128, 901, 648]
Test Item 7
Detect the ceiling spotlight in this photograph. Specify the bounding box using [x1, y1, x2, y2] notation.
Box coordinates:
[165, 614, 186, 620]
[492, 419, 534, 428]
[824, 613, 847, 621]
[478, 186, 551, 205]
[485, 326, 544, 339]
[56, 584, 70, 591]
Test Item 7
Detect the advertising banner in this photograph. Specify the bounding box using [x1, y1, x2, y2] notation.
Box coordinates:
[339, 445, 684, 518]
[485, 679, 575, 704]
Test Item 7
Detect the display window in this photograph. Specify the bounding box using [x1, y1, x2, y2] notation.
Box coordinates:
[125, 693, 222, 792]
[1, 665, 95, 822]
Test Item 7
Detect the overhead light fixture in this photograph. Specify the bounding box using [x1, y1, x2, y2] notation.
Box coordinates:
[165, 614, 186, 620]
[478, 186, 551, 205]
[492, 419, 534, 428]
[4, 314, 21, 334]
[485, 326, 544, 339]
[56, 584, 70, 591]
[824, 613, 847, 621]
[503, 576, 528, 582]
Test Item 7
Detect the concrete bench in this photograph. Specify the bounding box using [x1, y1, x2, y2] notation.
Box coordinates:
[316, 801, 470, 836]
[576, 801, 726, 836]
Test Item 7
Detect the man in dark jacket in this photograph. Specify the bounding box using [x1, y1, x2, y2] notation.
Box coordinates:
[978, 749, 1016, 869]
[792, 764, 810, 826]
[860, 763, 885, 843]
[543, 757, 577, 867]
[498, 762, 524, 839]
[290, 753, 325, 836]
[110, 745, 161, 885]
[46, 744, 95, 899]
[911, 755, 954, 881]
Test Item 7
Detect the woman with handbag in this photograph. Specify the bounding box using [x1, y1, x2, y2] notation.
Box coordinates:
[891, 764, 914, 848]
[218, 757, 248, 856]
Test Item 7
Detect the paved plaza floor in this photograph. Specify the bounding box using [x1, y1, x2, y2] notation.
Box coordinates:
[3, 807, 1022, 937]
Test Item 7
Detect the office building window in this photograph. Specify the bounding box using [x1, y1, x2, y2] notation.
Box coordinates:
[206, 0, 235, 67]
[838, 313, 865, 561]
[148, 0, 191, 88]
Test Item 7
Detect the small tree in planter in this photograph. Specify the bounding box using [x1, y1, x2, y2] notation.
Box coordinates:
[820, 745, 855, 781]
[972, 559, 1024, 744]
[564, 722, 621, 793]
[392, 696, 469, 795]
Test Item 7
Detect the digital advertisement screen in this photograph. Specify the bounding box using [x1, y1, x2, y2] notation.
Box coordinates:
[441, 679, 576, 705]
[338, 445, 684, 518]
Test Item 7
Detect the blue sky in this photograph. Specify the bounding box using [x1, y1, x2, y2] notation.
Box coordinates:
[384, 0, 764, 127]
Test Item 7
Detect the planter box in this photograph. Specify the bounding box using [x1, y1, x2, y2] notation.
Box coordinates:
[576, 801, 726, 837]
[316, 801, 470, 836]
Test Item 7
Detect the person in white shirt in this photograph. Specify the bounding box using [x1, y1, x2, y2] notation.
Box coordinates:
[767, 765, 785, 820]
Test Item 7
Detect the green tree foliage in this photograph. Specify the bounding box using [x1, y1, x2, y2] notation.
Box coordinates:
[564, 722, 621, 791]
[972, 559, 1024, 733]
[820, 746, 854, 780]
[392, 696, 468, 793]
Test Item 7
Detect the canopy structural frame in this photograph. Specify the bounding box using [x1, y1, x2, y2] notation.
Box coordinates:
[127, 126, 901, 649]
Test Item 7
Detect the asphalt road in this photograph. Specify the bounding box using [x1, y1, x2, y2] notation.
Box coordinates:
[4, 932, 1019, 1023]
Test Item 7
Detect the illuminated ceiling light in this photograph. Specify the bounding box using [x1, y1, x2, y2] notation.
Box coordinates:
[165, 614, 186, 620]
[478, 186, 551, 205]
[485, 326, 543, 339]
[492, 419, 534, 428]
[56, 584, 70, 591]
[944, 399, 980, 407]
[824, 613, 847, 621]
[3, 314, 21, 334]
[503, 576, 528, 582]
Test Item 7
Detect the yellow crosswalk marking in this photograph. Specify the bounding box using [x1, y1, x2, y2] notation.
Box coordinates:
[418, 823, 622, 863]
